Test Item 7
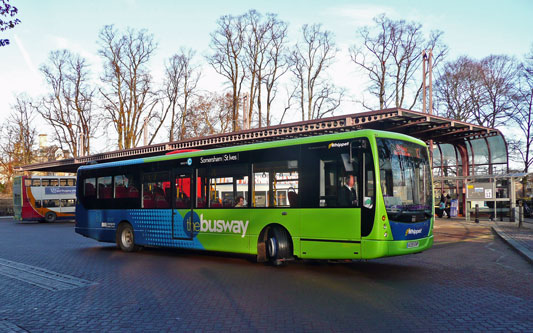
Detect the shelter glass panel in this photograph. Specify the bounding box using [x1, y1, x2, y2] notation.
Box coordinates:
[487, 135, 507, 165]
[470, 138, 489, 165]
[440, 144, 457, 167]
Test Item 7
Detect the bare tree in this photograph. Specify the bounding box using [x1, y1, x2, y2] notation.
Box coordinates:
[243, 10, 267, 128]
[187, 92, 233, 138]
[434, 56, 484, 122]
[350, 14, 447, 110]
[262, 14, 289, 127]
[290, 24, 342, 121]
[38, 49, 97, 156]
[161, 48, 200, 142]
[475, 55, 518, 128]
[98, 25, 159, 149]
[207, 15, 247, 132]
[435, 55, 517, 129]
[0, 95, 36, 193]
[510, 47, 533, 172]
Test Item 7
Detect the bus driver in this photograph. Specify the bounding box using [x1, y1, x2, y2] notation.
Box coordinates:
[339, 174, 357, 207]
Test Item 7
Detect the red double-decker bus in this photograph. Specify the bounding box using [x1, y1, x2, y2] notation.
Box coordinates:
[13, 175, 77, 222]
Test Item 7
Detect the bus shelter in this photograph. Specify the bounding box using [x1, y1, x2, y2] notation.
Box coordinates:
[435, 173, 528, 220]
[432, 134, 510, 217]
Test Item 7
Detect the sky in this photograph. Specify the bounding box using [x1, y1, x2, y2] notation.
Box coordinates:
[1, 0, 532, 150]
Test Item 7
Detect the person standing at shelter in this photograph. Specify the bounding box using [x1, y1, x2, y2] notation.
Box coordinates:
[437, 191, 446, 218]
[445, 193, 451, 219]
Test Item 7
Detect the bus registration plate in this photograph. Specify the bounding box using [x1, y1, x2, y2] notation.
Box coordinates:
[407, 241, 419, 249]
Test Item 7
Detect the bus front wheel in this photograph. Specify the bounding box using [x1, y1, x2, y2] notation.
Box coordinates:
[116, 223, 140, 252]
[44, 211, 56, 223]
[266, 226, 292, 266]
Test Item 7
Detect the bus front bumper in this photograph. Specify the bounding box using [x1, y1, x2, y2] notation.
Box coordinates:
[361, 235, 433, 259]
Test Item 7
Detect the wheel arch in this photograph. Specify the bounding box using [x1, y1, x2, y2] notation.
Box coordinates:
[256, 223, 293, 263]
[115, 220, 141, 252]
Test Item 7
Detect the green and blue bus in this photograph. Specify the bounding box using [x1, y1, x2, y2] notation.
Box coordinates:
[75, 129, 433, 264]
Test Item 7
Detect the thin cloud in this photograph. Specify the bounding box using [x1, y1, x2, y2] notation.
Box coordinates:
[49, 35, 102, 71]
[14, 34, 39, 78]
[324, 4, 397, 27]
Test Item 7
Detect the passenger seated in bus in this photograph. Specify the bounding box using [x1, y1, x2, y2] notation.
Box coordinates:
[338, 174, 357, 207]
[235, 196, 244, 207]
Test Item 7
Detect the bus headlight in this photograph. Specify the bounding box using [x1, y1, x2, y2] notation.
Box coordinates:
[384, 232, 388, 238]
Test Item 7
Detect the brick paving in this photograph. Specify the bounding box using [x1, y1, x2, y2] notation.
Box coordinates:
[440, 216, 533, 264]
[494, 220, 533, 264]
[0, 218, 531, 332]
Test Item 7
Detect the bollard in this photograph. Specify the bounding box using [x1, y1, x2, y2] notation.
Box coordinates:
[519, 200, 523, 229]
[475, 204, 479, 223]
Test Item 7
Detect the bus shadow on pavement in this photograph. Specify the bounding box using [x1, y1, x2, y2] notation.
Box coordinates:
[77, 244, 431, 277]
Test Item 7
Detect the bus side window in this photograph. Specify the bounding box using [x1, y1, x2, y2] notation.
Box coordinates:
[142, 172, 170, 209]
[98, 176, 113, 199]
[50, 179, 59, 186]
[196, 168, 208, 208]
[24, 179, 32, 187]
[253, 160, 299, 208]
[44, 199, 60, 208]
[209, 176, 231, 208]
[32, 179, 41, 187]
[41, 179, 50, 186]
[61, 199, 76, 207]
[68, 179, 76, 186]
[84, 178, 96, 197]
[35, 200, 42, 208]
[114, 175, 127, 198]
[194, 164, 249, 209]
[60, 179, 68, 186]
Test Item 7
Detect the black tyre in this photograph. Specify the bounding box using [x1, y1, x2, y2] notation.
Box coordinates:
[266, 227, 292, 265]
[44, 211, 57, 223]
[116, 223, 140, 252]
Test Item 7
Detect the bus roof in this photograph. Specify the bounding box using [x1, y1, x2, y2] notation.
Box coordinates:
[78, 129, 426, 171]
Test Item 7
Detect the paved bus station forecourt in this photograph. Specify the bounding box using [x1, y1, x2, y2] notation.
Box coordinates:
[0, 216, 532, 331]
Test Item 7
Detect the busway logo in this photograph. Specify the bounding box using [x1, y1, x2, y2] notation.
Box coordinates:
[405, 228, 423, 236]
[183, 212, 249, 238]
[183, 211, 201, 238]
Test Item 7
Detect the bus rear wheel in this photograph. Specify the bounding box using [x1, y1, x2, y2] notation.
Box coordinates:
[116, 223, 140, 252]
[44, 211, 56, 223]
[266, 226, 292, 266]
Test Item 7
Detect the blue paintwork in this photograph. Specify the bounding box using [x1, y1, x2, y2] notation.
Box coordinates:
[389, 219, 431, 240]
[75, 204, 205, 250]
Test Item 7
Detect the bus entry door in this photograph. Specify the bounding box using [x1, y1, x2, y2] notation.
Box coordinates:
[172, 168, 195, 240]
